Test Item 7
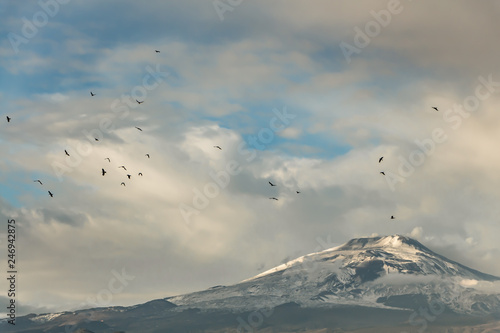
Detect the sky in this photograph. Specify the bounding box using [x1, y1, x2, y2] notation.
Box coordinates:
[2, 0, 500, 316]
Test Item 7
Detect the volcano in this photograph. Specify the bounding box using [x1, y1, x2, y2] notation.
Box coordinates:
[3, 235, 500, 332]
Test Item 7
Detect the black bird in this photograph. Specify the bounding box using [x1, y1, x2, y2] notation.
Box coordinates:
[269, 181, 276, 186]
[105, 158, 111, 162]
[135, 127, 143, 131]
[391, 216, 395, 219]
[380, 172, 385, 175]
[121, 182, 126, 186]
[155, 50, 160, 53]
[296, 191, 300, 194]
[136, 100, 144, 104]
[145, 154, 150, 158]
[102, 168, 106, 176]
[6, 116, 11, 122]
[34, 180, 43, 185]
[90, 91, 96, 96]
[127, 174, 131, 179]
[379, 156, 383, 163]
[94, 138, 99, 141]
[65, 150, 70, 156]
[269, 197, 278, 201]
[432, 107, 439, 111]
[214, 146, 222, 150]
[138, 172, 143, 176]
[48, 191, 53, 197]
[119, 166, 127, 171]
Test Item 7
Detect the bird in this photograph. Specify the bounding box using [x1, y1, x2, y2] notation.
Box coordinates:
[138, 172, 143, 176]
[90, 91, 96, 96]
[145, 154, 150, 158]
[102, 168, 106, 176]
[6, 116, 11, 122]
[105, 158, 110, 162]
[296, 191, 300, 194]
[65, 150, 70, 156]
[380, 172, 385, 175]
[34, 180, 43, 185]
[136, 100, 144, 104]
[269, 181, 276, 186]
[48, 191, 54, 197]
[155, 50, 160, 53]
[214, 146, 222, 150]
[118, 166, 127, 170]
[121, 182, 126, 186]
[135, 127, 142, 131]
[432, 106, 439, 111]
[269, 197, 278, 200]
[391, 216, 395, 219]
[379, 156, 383, 163]
[94, 138, 99, 141]
[127, 174, 131, 179]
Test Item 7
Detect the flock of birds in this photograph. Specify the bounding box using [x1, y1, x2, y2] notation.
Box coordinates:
[267, 180, 300, 201]
[261, 105, 437, 219]
[377, 156, 394, 220]
[377, 106, 438, 220]
[4, 52, 168, 199]
[32, 114, 149, 195]
[4, 65, 440, 220]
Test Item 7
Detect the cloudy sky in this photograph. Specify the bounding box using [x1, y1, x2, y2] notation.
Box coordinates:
[2, 0, 500, 315]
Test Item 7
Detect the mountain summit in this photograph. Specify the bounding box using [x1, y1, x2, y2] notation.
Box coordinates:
[244, 234, 499, 283]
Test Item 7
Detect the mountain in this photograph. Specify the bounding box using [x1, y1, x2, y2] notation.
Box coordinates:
[3, 234, 500, 332]
[168, 234, 500, 314]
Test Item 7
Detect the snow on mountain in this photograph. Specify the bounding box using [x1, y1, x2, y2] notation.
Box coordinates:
[167, 235, 500, 314]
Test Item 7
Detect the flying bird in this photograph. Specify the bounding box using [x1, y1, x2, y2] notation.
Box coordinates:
[118, 166, 127, 170]
[379, 156, 383, 163]
[432, 106, 439, 111]
[121, 182, 126, 186]
[6, 116, 11, 122]
[268, 181, 276, 186]
[90, 91, 96, 96]
[155, 50, 160, 53]
[138, 172, 143, 176]
[136, 100, 144, 104]
[391, 216, 395, 219]
[269, 197, 278, 201]
[145, 154, 150, 158]
[296, 191, 300, 194]
[135, 127, 142, 131]
[102, 168, 106, 176]
[380, 172, 385, 175]
[34, 180, 43, 185]
[105, 158, 110, 162]
[127, 174, 131, 179]
[94, 138, 99, 141]
[48, 191, 53, 198]
[214, 146, 222, 150]
[65, 150, 70, 156]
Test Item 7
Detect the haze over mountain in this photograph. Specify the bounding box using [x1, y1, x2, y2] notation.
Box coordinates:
[3, 235, 500, 332]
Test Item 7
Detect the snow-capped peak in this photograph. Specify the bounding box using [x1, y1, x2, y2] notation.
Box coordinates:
[335, 234, 424, 251]
[166, 234, 500, 316]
